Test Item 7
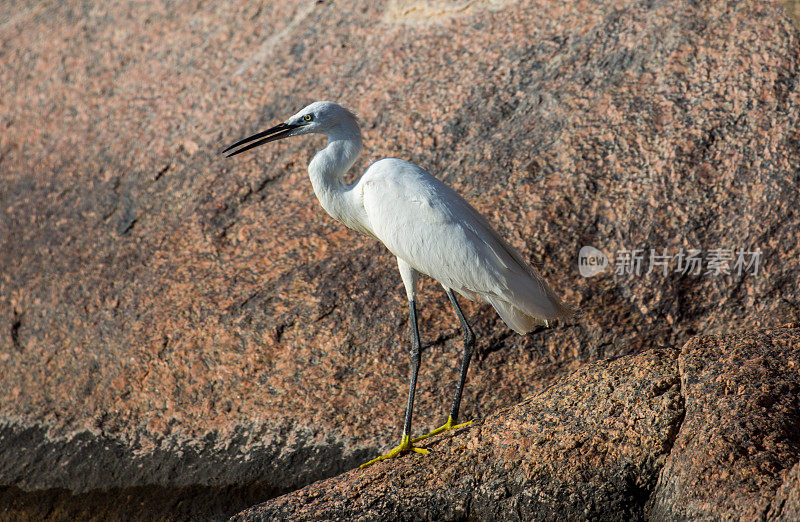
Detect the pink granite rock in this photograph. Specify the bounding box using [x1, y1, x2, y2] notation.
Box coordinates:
[232, 326, 800, 521]
[1, 0, 799, 519]
[649, 326, 800, 519]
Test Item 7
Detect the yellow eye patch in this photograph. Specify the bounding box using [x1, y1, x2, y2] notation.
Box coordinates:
[303, 114, 313, 122]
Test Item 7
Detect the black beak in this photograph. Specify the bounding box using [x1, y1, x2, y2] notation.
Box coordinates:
[221, 122, 301, 157]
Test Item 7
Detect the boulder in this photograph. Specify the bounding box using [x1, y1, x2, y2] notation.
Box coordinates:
[1, 0, 799, 519]
[649, 326, 800, 519]
[234, 326, 800, 520]
[234, 346, 684, 521]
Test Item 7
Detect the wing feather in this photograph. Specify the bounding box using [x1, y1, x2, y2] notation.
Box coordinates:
[360, 158, 573, 331]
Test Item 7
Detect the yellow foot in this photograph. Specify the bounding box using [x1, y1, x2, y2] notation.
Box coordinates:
[359, 434, 429, 469]
[411, 416, 474, 443]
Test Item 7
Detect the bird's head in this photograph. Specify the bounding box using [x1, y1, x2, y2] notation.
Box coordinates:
[222, 101, 358, 157]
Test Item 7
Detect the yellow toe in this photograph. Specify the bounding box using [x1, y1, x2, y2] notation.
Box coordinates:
[411, 416, 474, 443]
[359, 434, 430, 469]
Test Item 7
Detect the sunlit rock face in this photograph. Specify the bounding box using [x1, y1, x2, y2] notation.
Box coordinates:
[234, 327, 800, 521]
[1, 0, 799, 519]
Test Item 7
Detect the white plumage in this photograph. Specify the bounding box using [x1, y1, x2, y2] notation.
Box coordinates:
[223, 100, 573, 466]
[359, 157, 572, 332]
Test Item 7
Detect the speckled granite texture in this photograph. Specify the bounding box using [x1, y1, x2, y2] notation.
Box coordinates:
[1, 0, 799, 519]
[233, 326, 799, 521]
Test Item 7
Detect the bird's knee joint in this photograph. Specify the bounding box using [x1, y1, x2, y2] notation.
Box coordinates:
[463, 330, 476, 350]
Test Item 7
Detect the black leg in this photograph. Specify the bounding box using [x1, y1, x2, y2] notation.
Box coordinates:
[402, 299, 422, 437]
[359, 295, 429, 468]
[446, 289, 475, 423]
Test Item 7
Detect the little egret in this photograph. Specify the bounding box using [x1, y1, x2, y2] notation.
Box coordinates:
[222, 101, 574, 468]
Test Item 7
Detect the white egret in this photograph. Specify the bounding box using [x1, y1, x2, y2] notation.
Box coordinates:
[222, 101, 574, 468]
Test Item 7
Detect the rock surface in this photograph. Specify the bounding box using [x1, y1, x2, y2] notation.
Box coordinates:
[649, 326, 800, 519]
[1, 0, 799, 519]
[769, 461, 800, 520]
[233, 326, 800, 521]
[234, 346, 684, 521]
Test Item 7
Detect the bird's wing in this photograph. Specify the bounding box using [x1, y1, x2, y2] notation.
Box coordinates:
[360, 159, 573, 328]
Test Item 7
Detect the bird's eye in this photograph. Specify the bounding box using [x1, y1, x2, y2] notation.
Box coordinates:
[303, 114, 313, 122]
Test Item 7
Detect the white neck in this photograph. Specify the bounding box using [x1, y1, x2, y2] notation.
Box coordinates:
[307, 119, 363, 225]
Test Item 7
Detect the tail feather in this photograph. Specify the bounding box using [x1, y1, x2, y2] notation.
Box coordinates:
[457, 202, 576, 329]
[503, 269, 574, 322]
[486, 296, 542, 334]
[486, 286, 576, 335]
